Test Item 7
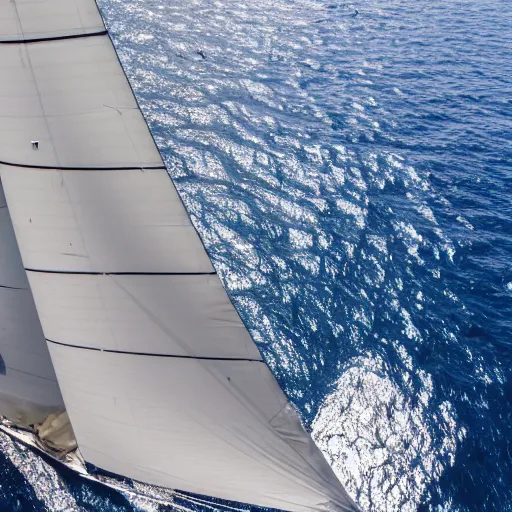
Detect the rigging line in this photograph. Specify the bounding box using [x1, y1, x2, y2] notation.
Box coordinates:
[7, 366, 59, 383]
[173, 492, 246, 512]
[0, 30, 108, 45]
[173, 490, 249, 512]
[0, 160, 165, 171]
[25, 268, 217, 276]
[46, 339, 265, 363]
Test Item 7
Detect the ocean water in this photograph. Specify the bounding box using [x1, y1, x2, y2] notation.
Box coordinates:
[1, 0, 511, 511]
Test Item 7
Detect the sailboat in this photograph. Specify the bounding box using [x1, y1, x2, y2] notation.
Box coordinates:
[0, 1, 358, 511]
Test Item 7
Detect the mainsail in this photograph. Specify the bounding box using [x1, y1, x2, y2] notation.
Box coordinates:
[0, 1, 357, 510]
[0, 180, 64, 427]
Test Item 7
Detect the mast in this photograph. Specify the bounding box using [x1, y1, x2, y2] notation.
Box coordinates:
[0, 1, 357, 510]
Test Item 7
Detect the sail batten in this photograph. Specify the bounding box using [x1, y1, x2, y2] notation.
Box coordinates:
[0, 1, 357, 510]
[25, 269, 217, 276]
[0, 160, 166, 171]
[0, 29, 107, 45]
[46, 339, 264, 362]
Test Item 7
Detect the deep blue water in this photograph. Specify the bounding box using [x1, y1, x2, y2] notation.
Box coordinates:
[1, 0, 512, 510]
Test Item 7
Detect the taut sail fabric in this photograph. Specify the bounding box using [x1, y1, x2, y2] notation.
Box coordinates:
[0, 0, 104, 41]
[0, 181, 64, 427]
[0, 1, 357, 511]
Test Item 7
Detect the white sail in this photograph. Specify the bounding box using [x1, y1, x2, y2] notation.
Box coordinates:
[0, 0, 104, 41]
[0, 181, 64, 427]
[0, 1, 357, 511]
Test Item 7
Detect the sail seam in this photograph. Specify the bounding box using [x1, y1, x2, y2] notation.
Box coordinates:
[46, 339, 264, 362]
[25, 268, 216, 276]
[0, 284, 28, 291]
[0, 160, 165, 171]
[0, 30, 108, 45]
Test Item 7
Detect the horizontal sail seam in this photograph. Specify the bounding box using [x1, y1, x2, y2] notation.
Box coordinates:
[25, 269, 217, 276]
[46, 339, 264, 362]
[0, 30, 108, 45]
[0, 284, 28, 291]
[0, 160, 165, 171]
